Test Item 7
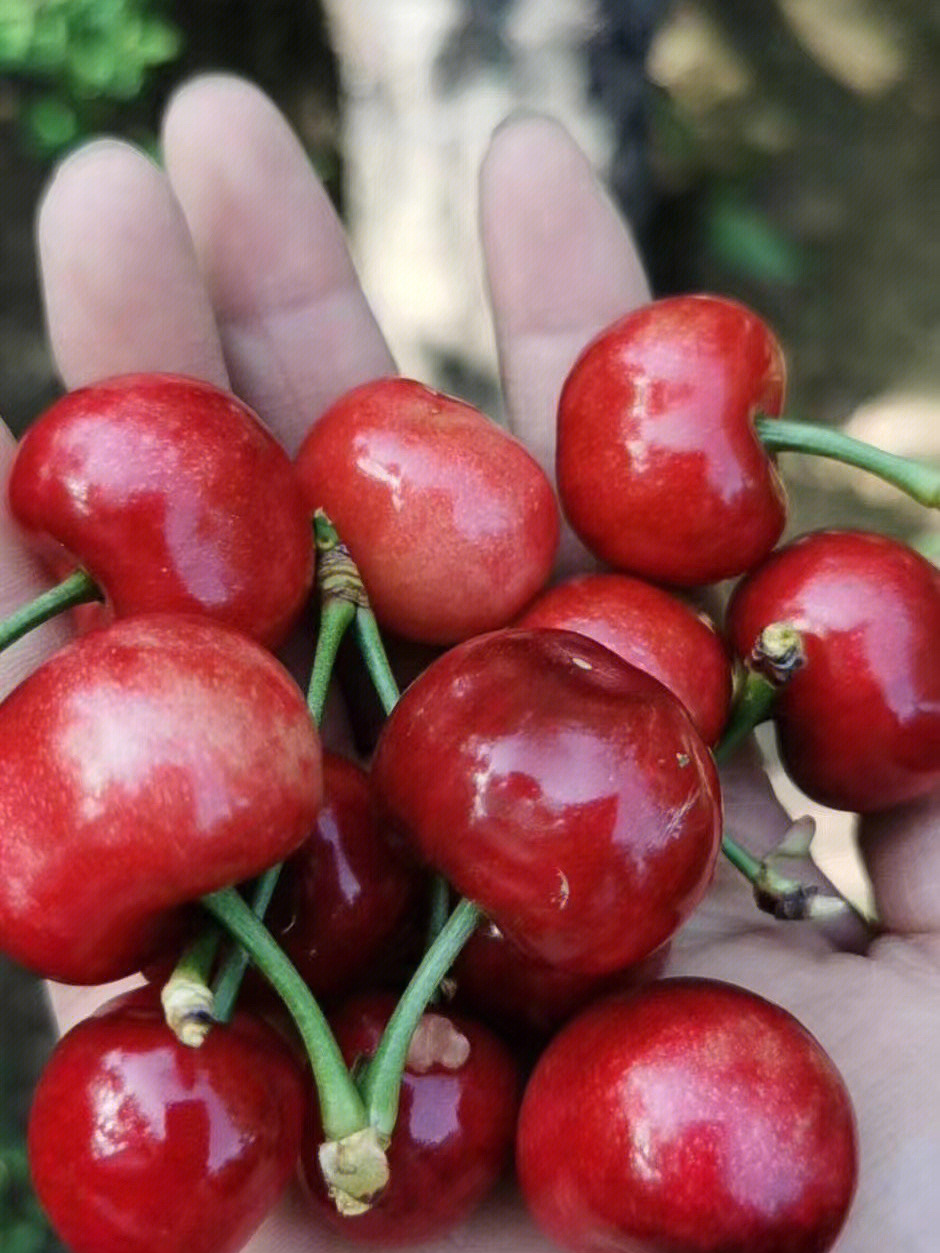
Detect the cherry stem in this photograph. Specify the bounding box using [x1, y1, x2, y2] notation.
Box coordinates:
[712, 670, 777, 768]
[756, 414, 940, 508]
[354, 609, 400, 716]
[210, 872, 280, 1024]
[208, 550, 357, 1023]
[0, 568, 102, 654]
[362, 898, 481, 1140]
[202, 886, 367, 1141]
[160, 925, 222, 1048]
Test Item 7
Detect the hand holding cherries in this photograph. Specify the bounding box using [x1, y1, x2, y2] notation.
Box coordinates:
[2, 78, 939, 1253]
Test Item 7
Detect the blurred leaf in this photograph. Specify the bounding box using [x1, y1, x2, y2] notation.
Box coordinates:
[706, 193, 805, 284]
[25, 11, 68, 74]
[24, 93, 78, 152]
[68, 35, 120, 93]
[0, 7, 35, 68]
[137, 16, 181, 65]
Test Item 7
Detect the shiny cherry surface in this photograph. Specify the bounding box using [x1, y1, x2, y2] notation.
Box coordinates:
[302, 993, 519, 1245]
[28, 987, 304, 1253]
[267, 752, 420, 998]
[517, 979, 858, 1253]
[556, 294, 787, 585]
[0, 615, 322, 983]
[516, 572, 732, 744]
[294, 377, 559, 643]
[452, 920, 667, 1042]
[727, 529, 940, 812]
[371, 629, 721, 975]
[9, 373, 314, 647]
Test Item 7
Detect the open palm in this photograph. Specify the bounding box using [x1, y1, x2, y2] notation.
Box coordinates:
[1, 77, 937, 1253]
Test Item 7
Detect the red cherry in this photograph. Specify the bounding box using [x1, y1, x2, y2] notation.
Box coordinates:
[516, 572, 732, 744]
[266, 752, 421, 999]
[556, 294, 787, 585]
[517, 979, 857, 1253]
[727, 529, 940, 812]
[0, 615, 322, 983]
[9, 374, 314, 648]
[301, 993, 519, 1245]
[28, 986, 304, 1253]
[294, 377, 559, 643]
[452, 920, 668, 1042]
[371, 629, 721, 975]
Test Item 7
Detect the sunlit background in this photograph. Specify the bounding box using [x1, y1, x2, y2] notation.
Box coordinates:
[1, 4, 938, 1247]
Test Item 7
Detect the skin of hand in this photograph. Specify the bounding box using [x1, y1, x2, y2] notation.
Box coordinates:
[0, 74, 937, 1253]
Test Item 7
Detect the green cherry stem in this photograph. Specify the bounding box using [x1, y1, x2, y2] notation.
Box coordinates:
[0, 569, 102, 654]
[208, 538, 358, 1017]
[354, 607, 400, 716]
[755, 415, 940, 508]
[160, 925, 222, 1047]
[210, 872, 281, 1024]
[712, 670, 778, 768]
[362, 897, 482, 1140]
[202, 886, 367, 1138]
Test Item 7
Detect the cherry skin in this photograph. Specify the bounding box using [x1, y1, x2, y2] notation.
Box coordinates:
[0, 614, 323, 984]
[452, 920, 668, 1043]
[517, 979, 858, 1253]
[28, 986, 305, 1253]
[294, 377, 559, 643]
[727, 529, 940, 812]
[301, 993, 519, 1246]
[8, 373, 314, 648]
[266, 752, 421, 1000]
[556, 294, 787, 585]
[515, 572, 732, 745]
[371, 628, 722, 975]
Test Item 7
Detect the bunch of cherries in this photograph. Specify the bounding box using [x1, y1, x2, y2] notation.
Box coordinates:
[1, 293, 938, 1253]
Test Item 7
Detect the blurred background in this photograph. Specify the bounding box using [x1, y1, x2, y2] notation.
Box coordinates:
[1, 3, 938, 1247]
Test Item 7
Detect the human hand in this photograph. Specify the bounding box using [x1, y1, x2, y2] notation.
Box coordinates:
[3, 74, 938, 1253]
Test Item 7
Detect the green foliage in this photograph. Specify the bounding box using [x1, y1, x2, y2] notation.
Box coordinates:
[0, 1139, 56, 1252]
[0, 0, 183, 156]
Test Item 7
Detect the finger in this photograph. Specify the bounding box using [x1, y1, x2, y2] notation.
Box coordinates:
[859, 790, 940, 957]
[161, 75, 395, 455]
[479, 115, 648, 570]
[38, 140, 228, 390]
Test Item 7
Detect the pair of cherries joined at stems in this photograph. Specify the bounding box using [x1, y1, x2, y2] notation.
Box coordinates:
[2, 291, 938, 1253]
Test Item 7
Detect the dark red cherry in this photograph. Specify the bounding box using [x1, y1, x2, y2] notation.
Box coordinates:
[28, 986, 304, 1253]
[0, 615, 322, 983]
[371, 629, 721, 975]
[9, 373, 314, 647]
[294, 377, 559, 643]
[556, 294, 787, 585]
[266, 752, 420, 999]
[452, 920, 667, 1042]
[517, 979, 857, 1253]
[516, 572, 732, 744]
[301, 993, 519, 1245]
[727, 529, 940, 812]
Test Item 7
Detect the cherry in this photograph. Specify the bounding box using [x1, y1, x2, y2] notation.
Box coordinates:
[0, 614, 323, 984]
[266, 751, 421, 999]
[8, 373, 314, 648]
[28, 985, 304, 1253]
[371, 628, 721, 975]
[727, 529, 940, 812]
[556, 294, 787, 585]
[301, 992, 519, 1245]
[515, 572, 732, 745]
[517, 979, 857, 1253]
[452, 920, 667, 1042]
[294, 377, 559, 643]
